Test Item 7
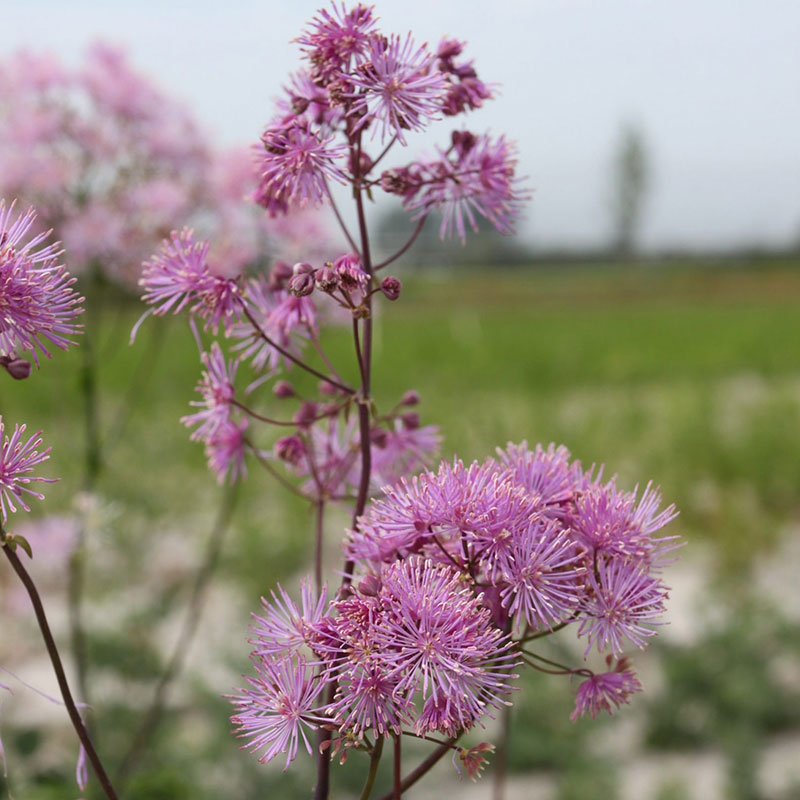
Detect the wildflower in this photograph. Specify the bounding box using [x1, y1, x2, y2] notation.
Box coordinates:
[0, 201, 83, 365]
[578, 557, 668, 656]
[296, 2, 378, 85]
[497, 441, 580, 508]
[497, 518, 586, 632]
[0, 420, 55, 524]
[332, 253, 369, 292]
[568, 479, 679, 564]
[232, 278, 308, 375]
[205, 417, 248, 484]
[230, 654, 324, 770]
[374, 558, 517, 736]
[570, 657, 642, 720]
[181, 343, 238, 442]
[139, 229, 241, 333]
[250, 581, 329, 658]
[370, 419, 440, 487]
[348, 34, 447, 143]
[256, 122, 347, 211]
[404, 133, 527, 242]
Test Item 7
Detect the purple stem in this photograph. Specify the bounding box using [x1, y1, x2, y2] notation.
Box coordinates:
[374, 216, 427, 271]
[241, 304, 355, 395]
[375, 737, 460, 800]
[1, 542, 118, 800]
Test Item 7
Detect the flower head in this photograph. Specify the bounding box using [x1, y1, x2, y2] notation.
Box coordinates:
[297, 2, 378, 85]
[139, 229, 242, 333]
[181, 343, 238, 442]
[0, 420, 55, 523]
[0, 201, 83, 365]
[229, 654, 324, 770]
[256, 122, 347, 211]
[348, 34, 446, 144]
[570, 657, 642, 720]
[404, 133, 527, 242]
[578, 557, 668, 657]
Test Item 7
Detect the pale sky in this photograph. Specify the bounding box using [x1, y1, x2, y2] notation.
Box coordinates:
[2, 0, 799, 251]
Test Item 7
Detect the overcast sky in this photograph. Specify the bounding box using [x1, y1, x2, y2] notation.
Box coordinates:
[2, 0, 799, 250]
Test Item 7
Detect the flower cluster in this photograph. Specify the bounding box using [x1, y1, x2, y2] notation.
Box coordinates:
[231, 440, 679, 770]
[346, 441, 678, 712]
[231, 557, 517, 769]
[253, 1, 525, 240]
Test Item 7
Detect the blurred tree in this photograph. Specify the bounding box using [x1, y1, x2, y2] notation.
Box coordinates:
[611, 123, 649, 256]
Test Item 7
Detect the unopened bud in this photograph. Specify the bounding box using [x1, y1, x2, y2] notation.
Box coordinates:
[2, 358, 32, 380]
[288, 271, 315, 297]
[293, 401, 318, 427]
[315, 266, 338, 293]
[380, 276, 402, 301]
[275, 435, 305, 465]
[401, 411, 420, 430]
[401, 390, 419, 406]
[370, 427, 388, 448]
[358, 574, 382, 597]
[273, 380, 295, 399]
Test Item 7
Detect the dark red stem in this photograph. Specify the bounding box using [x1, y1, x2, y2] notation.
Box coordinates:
[2, 543, 118, 800]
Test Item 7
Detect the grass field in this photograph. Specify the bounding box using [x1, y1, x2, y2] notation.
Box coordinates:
[2, 259, 800, 798]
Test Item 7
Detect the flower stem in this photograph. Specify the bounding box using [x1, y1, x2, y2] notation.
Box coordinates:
[375, 737, 460, 800]
[1, 542, 118, 800]
[241, 304, 355, 394]
[314, 499, 325, 593]
[393, 734, 402, 799]
[374, 217, 426, 271]
[359, 735, 385, 800]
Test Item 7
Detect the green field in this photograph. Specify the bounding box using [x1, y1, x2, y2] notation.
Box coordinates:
[2, 259, 800, 799]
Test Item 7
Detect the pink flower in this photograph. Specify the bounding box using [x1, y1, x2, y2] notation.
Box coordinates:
[181, 343, 238, 442]
[250, 581, 329, 659]
[497, 518, 586, 632]
[205, 417, 248, 485]
[570, 657, 642, 720]
[578, 557, 668, 656]
[404, 133, 527, 242]
[230, 654, 324, 770]
[256, 121, 347, 211]
[0, 201, 83, 365]
[348, 34, 446, 144]
[0, 420, 55, 523]
[140, 229, 242, 334]
[296, 3, 378, 85]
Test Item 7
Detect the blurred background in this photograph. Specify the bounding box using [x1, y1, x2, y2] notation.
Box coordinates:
[1, 1, 800, 799]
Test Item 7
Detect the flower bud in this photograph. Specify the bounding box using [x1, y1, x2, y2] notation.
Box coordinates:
[273, 380, 295, 399]
[380, 276, 402, 301]
[370, 427, 388, 448]
[357, 574, 382, 597]
[401, 411, 420, 430]
[288, 271, 315, 297]
[2, 358, 32, 380]
[293, 401, 318, 427]
[315, 266, 338, 293]
[334, 254, 368, 292]
[275, 435, 305, 465]
[401, 390, 419, 406]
